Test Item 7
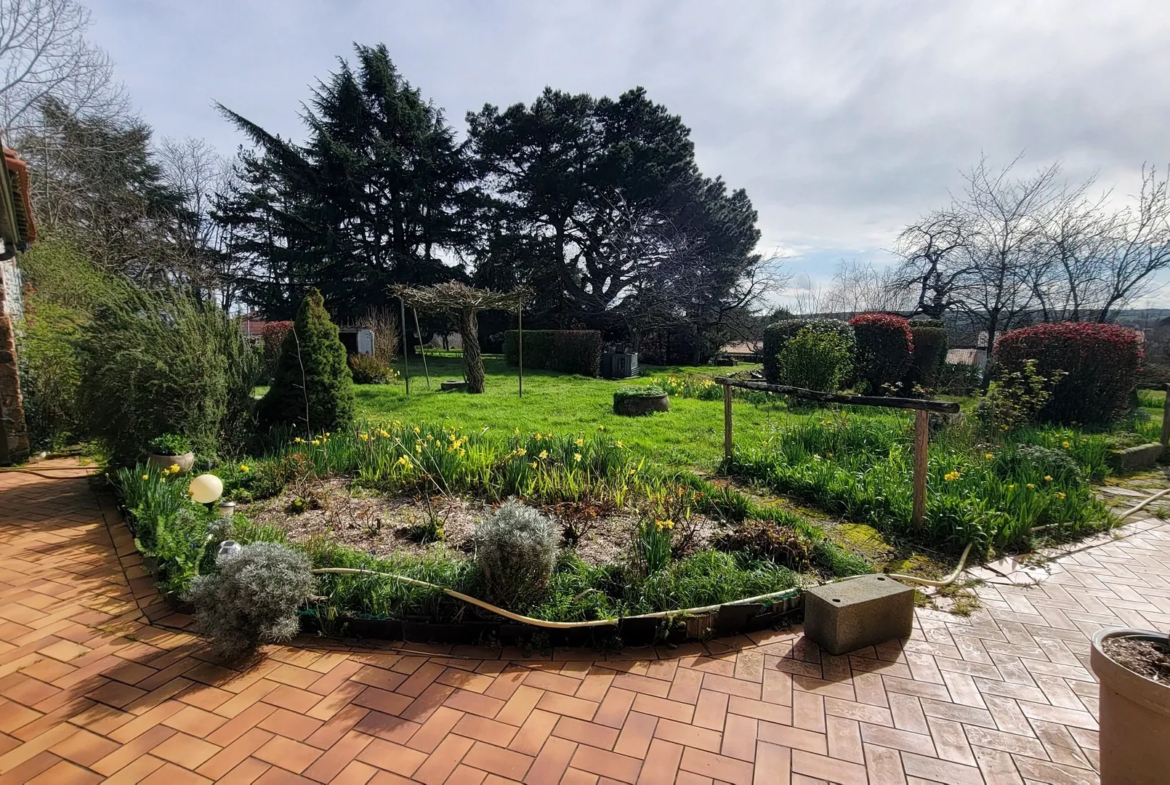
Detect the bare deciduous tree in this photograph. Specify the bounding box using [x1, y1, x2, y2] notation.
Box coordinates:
[0, 0, 128, 134]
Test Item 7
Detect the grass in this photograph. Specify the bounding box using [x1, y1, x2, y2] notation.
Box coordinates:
[353, 354, 781, 467]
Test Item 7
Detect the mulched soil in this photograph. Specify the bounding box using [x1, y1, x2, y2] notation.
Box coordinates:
[1104, 635, 1170, 685]
[240, 479, 723, 566]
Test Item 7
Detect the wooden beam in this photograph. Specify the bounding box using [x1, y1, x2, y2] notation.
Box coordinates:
[715, 378, 960, 413]
[723, 383, 733, 461]
[912, 409, 929, 529]
[399, 297, 410, 396]
[412, 307, 430, 389]
[517, 306, 524, 398]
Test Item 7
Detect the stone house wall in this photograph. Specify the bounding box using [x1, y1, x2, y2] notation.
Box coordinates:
[0, 242, 29, 463]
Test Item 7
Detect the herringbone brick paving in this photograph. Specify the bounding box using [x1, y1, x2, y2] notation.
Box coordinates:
[2, 462, 1166, 783]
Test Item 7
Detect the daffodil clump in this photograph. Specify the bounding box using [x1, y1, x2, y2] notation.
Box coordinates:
[729, 413, 1109, 551]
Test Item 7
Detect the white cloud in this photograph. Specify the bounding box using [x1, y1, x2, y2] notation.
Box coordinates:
[85, 0, 1170, 299]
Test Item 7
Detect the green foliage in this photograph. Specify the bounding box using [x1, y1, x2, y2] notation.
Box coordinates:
[977, 359, 1064, 434]
[848, 313, 914, 395]
[995, 322, 1143, 427]
[475, 501, 558, 606]
[906, 324, 949, 390]
[503, 330, 602, 377]
[937, 362, 983, 396]
[645, 375, 724, 401]
[633, 517, 674, 574]
[186, 542, 313, 660]
[216, 45, 468, 320]
[775, 326, 853, 392]
[729, 413, 1109, 551]
[613, 385, 667, 403]
[348, 353, 398, 385]
[148, 433, 191, 456]
[716, 519, 813, 570]
[15, 238, 114, 449]
[78, 284, 263, 466]
[259, 289, 355, 432]
[762, 319, 854, 383]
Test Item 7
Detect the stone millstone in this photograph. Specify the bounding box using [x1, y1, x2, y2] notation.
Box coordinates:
[803, 575, 914, 656]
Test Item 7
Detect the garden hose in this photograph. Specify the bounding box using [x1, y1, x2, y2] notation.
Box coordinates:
[883, 542, 974, 588]
[1118, 488, 1170, 520]
[0, 466, 97, 480]
[310, 567, 801, 630]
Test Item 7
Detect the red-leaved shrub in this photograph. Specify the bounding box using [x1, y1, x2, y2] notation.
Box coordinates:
[848, 313, 914, 394]
[994, 322, 1142, 426]
[261, 321, 294, 364]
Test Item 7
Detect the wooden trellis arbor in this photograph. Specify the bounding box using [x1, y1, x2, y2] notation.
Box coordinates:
[391, 283, 532, 395]
[715, 378, 961, 529]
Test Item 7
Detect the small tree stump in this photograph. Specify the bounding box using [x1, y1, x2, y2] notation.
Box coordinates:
[613, 392, 670, 416]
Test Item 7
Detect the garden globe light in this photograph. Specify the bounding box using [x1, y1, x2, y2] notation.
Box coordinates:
[188, 473, 224, 504]
[217, 540, 242, 564]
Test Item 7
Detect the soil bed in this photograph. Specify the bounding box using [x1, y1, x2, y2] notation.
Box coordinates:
[1104, 635, 1170, 685]
[241, 478, 724, 566]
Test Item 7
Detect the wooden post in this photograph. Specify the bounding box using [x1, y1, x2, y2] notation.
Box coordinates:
[412, 308, 430, 389]
[912, 409, 929, 529]
[723, 383, 733, 461]
[1161, 384, 1170, 447]
[517, 307, 524, 398]
[399, 297, 410, 396]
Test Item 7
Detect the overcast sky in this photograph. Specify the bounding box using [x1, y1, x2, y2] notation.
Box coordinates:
[86, 0, 1170, 305]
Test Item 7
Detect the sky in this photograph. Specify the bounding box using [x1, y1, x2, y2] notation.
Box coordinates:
[86, 0, 1170, 306]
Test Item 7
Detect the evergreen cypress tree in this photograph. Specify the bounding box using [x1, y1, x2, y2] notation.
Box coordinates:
[259, 289, 355, 432]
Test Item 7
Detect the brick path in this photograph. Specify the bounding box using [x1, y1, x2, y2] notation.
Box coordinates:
[2, 463, 1168, 783]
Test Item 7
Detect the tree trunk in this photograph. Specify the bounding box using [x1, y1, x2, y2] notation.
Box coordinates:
[460, 307, 485, 394]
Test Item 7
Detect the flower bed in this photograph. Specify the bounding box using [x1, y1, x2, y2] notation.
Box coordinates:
[113, 422, 870, 651]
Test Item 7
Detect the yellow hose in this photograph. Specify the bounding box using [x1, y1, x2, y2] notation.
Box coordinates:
[310, 567, 801, 630]
[884, 542, 974, 588]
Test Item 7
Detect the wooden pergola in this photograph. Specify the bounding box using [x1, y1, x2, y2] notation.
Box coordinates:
[391, 282, 532, 395]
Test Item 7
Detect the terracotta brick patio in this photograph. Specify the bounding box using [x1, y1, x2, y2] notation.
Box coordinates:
[2, 461, 1167, 783]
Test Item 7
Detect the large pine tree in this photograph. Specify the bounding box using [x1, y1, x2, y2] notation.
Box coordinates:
[215, 44, 471, 320]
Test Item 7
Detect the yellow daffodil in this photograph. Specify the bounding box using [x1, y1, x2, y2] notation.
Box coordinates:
[813, 454, 822, 462]
[598, 425, 605, 431]
[517, 448, 527, 456]
[458, 448, 465, 456]
[1057, 492, 1066, 499]
[529, 461, 537, 469]
[985, 453, 994, 460]
[239, 464, 250, 473]
[311, 439, 320, 446]
[573, 453, 582, 462]
[539, 450, 548, 460]
[1027, 483, 1035, 489]
[944, 471, 961, 482]
[360, 433, 368, 441]
[1044, 475, 1053, 482]
[575, 438, 584, 447]
[616, 441, 624, 448]
[534, 433, 542, 440]
[1007, 484, 1016, 490]
[141, 474, 149, 481]
[1061, 441, 1070, 448]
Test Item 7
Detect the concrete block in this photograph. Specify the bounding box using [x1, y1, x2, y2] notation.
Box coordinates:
[1109, 443, 1164, 472]
[803, 575, 914, 656]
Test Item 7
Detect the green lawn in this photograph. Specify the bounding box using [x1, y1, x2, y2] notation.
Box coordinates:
[354, 354, 811, 468]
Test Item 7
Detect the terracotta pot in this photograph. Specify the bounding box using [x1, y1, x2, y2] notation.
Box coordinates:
[613, 393, 670, 416]
[1091, 628, 1170, 784]
[147, 451, 195, 474]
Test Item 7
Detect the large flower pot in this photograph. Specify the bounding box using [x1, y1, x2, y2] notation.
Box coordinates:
[1091, 628, 1170, 784]
[148, 451, 195, 474]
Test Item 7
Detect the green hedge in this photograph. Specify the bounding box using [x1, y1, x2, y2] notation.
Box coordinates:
[761, 319, 854, 383]
[503, 330, 602, 377]
[905, 323, 949, 390]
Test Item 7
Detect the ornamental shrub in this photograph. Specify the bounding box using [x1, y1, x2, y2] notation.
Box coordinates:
[762, 319, 854, 383]
[348, 353, 397, 385]
[995, 322, 1142, 426]
[848, 313, 914, 394]
[186, 542, 313, 661]
[503, 330, 602, 377]
[775, 326, 853, 392]
[78, 284, 263, 466]
[905, 322, 949, 391]
[476, 500, 558, 607]
[259, 290, 355, 432]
